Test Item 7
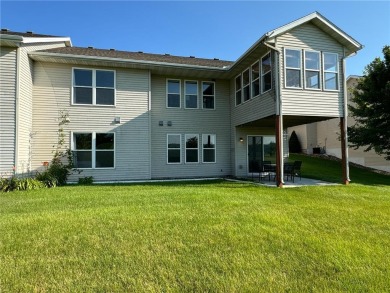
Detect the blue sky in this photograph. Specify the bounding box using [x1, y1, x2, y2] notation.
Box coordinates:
[1, 1, 389, 76]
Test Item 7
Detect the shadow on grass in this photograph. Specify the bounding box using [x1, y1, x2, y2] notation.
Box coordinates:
[289, 154, 390, 186]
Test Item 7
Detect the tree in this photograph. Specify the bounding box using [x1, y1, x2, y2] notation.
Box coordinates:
[289, 131, 302, 153]
[348, 45, 390, 160]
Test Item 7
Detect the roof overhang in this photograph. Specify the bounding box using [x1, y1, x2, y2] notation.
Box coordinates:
[266, 12, 363, 56]
[28, 51, 231, 79]
[0, 34, 72, 47]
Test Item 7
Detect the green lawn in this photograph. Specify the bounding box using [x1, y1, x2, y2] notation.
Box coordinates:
[1, 158, 389, 291]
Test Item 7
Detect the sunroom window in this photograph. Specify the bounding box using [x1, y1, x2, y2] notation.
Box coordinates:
[235, 75, 242, 105]
[323, 53, 339, 90]
[305, 51, 320, 89]
[261, 52, 272, 92]
[251, 61, 260, 98]
[285, 49, 302, 88]
[242, 69, 250, 102]
[73, 69, 115, 105]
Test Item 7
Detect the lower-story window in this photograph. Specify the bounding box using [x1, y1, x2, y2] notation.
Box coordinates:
[202, 134, 216, 163]
[167, 134, 181, 164]
[73, 132, 115, 168]
[185, 134, 199, 163]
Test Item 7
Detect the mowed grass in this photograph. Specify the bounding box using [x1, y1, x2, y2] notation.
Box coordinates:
[1, 158, 390, 291]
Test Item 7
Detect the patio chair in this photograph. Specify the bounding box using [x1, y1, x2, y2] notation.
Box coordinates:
[262, 161, 275, 181]
[284, 162, 295, 182]
[293, 161, 302, 180]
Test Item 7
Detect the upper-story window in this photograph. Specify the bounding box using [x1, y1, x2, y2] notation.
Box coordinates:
[323, 53, 339, 90]
[73, 68, 115, 106]
[285, 49, 302, 88]
[261, 52, 272, 93]
[242, 69, 250, 102]
[167, 79, 181, 108]
[185, 81, 198, 109]
[202, 82, 215, 109]
[251, 61, 260, 98]
[235, 75, 242, 105]
[304, 51, 321, 89]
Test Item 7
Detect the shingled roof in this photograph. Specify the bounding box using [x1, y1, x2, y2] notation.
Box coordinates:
[38, 46, 234, 69]
[0, 29, 63, 38]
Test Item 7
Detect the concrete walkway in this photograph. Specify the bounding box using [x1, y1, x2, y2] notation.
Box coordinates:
[242, 174, 339, 188]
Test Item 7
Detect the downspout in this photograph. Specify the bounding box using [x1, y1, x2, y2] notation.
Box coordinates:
[264, 40, 284, 186]
[341, 48, 352, 183]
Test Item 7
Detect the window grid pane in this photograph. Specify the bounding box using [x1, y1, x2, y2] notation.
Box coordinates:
[168, 134, 181, 163]
[167, 80, 181, 108]
[202, 134, 216, 163]
[285, 49, 301, 88]
[185, 135, 198, 163]
[202, 82, 215, 109]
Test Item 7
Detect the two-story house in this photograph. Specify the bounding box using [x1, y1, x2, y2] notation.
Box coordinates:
[0, 12, 363, 186]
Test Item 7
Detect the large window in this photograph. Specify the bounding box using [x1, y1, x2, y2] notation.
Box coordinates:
[167, 79, 181, 108]
[185, 134, 199, 163]
[285, 49, 302, 88]
[235, 75, 242, 105]
[73, 68, 115, 105]
[202, 134, 216, 163]
[167, 134, 181, 164]
[251, 61, 260, 98]
[261, 52, 272, 93]
[323, 53, 339, 90]
[202, 82, 215, 109]
[242, 69, 250, 102]
[304, 51, 320, 89]
[73, 132, 115, 168]
[185, 81, 198, 109]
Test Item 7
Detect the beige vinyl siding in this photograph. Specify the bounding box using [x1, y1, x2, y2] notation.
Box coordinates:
[278, 23, 345, 117]
[150, 75, 231, 178]
[0, 47, 17, 174]
[17, 42, 67, 173]
[32, 62, 150, 181]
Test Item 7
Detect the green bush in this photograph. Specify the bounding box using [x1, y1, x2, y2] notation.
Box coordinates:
[35, 172, 58, 188]
[78, 176, 94, 185]
[0, 177, 44, 192]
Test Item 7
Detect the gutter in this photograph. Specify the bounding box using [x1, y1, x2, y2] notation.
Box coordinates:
[28, 51, 231, 72]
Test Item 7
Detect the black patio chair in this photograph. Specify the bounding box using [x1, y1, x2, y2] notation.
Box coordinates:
[262, 161, 275, 181]
[284, 162, 295, 182]
[293, 161, 302, 180]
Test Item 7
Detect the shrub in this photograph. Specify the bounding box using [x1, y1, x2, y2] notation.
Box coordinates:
[289, 131, 302, 153]
[0, 177, 44, 192]
[78, 176, 94, 185]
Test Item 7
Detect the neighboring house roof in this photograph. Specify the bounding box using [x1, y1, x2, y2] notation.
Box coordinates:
[24, 11, 362, 74]
[34, 46, 233, 69]
[0, 29, 72, 47]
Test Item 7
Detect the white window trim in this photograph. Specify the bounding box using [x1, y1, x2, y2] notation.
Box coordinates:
[242, 68, 251, 103]
[261, 51, 272, 94]
[71, 131, 116, 169]
[284, 48, 303, 89]
[184, 80, 198, 109]
[304, 50, 322, 91]
[185, 134, 199, 164]
[166, 79, 181, 109]
[251, 60, 260, 99]
[235, 74, 242, 106]
[201, 81, 216, 110]
[322, 52, 340, 92]
[167, 134, 182, 164]
[72, 68, 116, 106]
[202, 134, 216, 164]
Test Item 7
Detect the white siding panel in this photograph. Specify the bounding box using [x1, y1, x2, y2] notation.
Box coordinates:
[32, 62, 150, 181]
[0, 47, 16, 174]
[277, 23, 345, 117]
[150, 75, 231, 178]
[17, 42, 67, 173]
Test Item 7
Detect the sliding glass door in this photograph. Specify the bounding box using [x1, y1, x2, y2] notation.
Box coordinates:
[247, 135, 276, 174]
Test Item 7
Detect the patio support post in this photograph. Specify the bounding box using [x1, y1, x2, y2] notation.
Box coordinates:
[340, 117, 350, 185]
[275, 114, 283, 187]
